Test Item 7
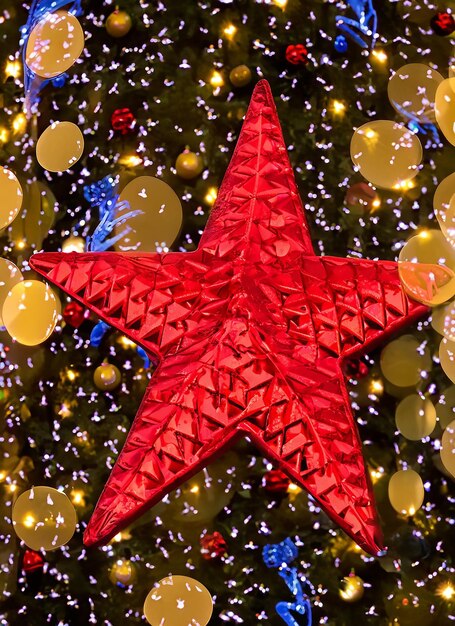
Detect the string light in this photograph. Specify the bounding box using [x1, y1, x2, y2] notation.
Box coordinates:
[12, 112, 27, 134]
[222, 23, 237, 39]
[70, 489, 85, 506]
[204, 186, 218, 205]
[119, 154, 142, 167]
[0, 470, 6, 482]
[0, 126, 10, 144]
[393, 179, 416, 191]
[189, 484, 200, 494]
[4, 59, 21, 79]
[371, 49, 388, 63]
[272, 0, 288, 8]
[66, 369, 78, 382]
[23, 514, 36, 529]
[210, 70, 224, 94]
[330, 99, 346, 116]
[438, 583, 455, 601]
[369, 379, 384, 395]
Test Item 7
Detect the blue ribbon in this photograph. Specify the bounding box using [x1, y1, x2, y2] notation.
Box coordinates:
[336, 0, 377, 49]
[20, 0, 82, 111]
[86, 177, 148, 367]
[263, 539, 312, 626]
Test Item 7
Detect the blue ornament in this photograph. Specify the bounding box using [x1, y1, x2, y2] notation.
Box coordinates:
[334, 35, 348, 53]
[263, 538, 312, 626]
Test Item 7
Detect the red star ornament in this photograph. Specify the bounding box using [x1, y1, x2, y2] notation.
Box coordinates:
[30, 80, 428, 554]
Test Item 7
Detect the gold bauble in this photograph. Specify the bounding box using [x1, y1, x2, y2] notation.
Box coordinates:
[229, 65, 252, 87]
[25, 10, 84, 79]
[0, 259, 23, 326]
[350, 120, 422, 189]
[388, 469, 424, 516]
[2, 280, 59, 346]
[395, 394, 436, 440]
[12, 486, 77, 551]
[143, 575, 213, 626]
[62, 235, 85, 253]
[93, 362, 121, 391]
[175, 149, 203, 180]
[106, 10, 132, 38]
[36, 122, 84, 173]
[380, 335, 431, 387]
[339, 572, 364, 602]
[109, 558, 137, 587]
[398, 230, 455, 306]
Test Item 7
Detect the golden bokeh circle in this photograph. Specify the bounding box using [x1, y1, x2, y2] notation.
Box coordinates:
[388, 63, 443, 123]
[380, 335, 431, 387]
[0, 166, 23, 230]
[398, 230, 455, 306]
[395, 394, 436, 440]
[143, 575, 213, 626]
[115, 176, 182, 252]
[431, 299, 455, 341]
[435, 77, 455, 146]
[433, 172, 455, 245]
[439, 337, 455, 384]
[2, 280, 59, 346]
[440, 419, 455, 477]
[350, 120, 422, 189]
[25, 10, 84, 79]
[388, 469, 424, 516]
[12, 486, 77, 551]
[0, 259, 23, 326]
[36, 122, 84, 172]
[436, 386, 455, 429]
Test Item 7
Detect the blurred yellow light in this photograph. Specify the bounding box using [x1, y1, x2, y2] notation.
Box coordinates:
[418, 229, 430, 240]
[371, 49, 388, 63]
[393, 179, 416, 191]
[273, 0, 288, 7]
[223, 23, 237, 39]
[0, 127, 10, 144]
[0, 471, 6, 482]
[210, 70, 224, 89]
[12, 113, 27, 135]
[70, 489, 85, 506]
[370, 467, 384, 483]
[370, 379, 384, 394]
[119, 336, 136, 349]
[365, 129, 377, 140]
[372, 197, 381, 209]
[119, 154, 142, 167]
[66, 369, 77, 382]
[438, 583, 455, 600]
[15, 239, 26, 250]
[112, 532, 123, 543]
[8, 483, 17, 493]
[23, 514, 35, 529]
[189, 484, 200, 494]
[59, 402, 72, 418]
[287, 483, 302, 495]
[204, 186, 218, 206]
[5, 60, 21, 79]
[331, 99, 346, 115]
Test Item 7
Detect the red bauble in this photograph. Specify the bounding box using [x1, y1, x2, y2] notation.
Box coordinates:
[285, 44, 309, 65]
[200, 531, 227, 560]
[111, 107, 136, 135]
[63, 301, 86, 328]
[22, 549, 44, 573]
[263, 469, 291, 494]
[343, 359, 369, 380]
[31, 81, 428, 555]
[430, 11, 455, 36]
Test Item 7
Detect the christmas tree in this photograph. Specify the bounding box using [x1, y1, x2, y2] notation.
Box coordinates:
[0, 1, 454, 625]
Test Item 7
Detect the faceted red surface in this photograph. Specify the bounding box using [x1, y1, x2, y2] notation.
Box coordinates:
[31, 80, 428, 554]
